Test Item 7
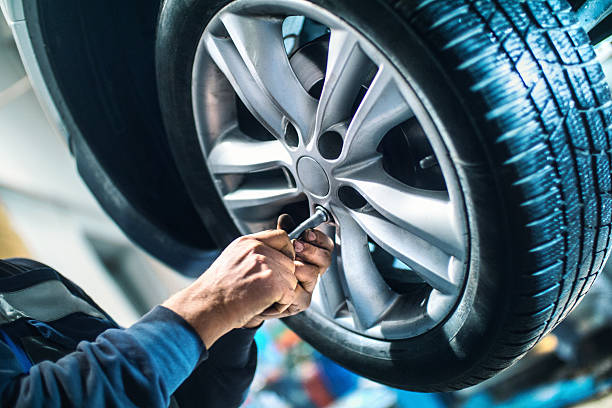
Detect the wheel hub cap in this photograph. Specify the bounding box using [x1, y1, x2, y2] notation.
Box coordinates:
[297, 156, 329, 197]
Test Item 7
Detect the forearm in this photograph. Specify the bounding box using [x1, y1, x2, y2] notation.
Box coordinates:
[0, 306, 204, 408]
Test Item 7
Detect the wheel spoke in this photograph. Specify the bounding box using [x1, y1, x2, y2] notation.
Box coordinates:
[219, 12, 316, 136]
[311, 224, 346, 316]
[333, 206, 398, 329]
[427, 286, 460, 323]
[313, 29, 371, 138]
[348, 208, 458, 295]
[223, 185, 302, 211]
[340, 65, 413, 166]
[337, 159, 463, 257]
[311, 242, 346, 317]
[208, 129, 292, 174]
[203, 32, 286, 137]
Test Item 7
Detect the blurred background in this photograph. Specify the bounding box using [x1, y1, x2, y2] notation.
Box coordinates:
[2, 14, 612, 408]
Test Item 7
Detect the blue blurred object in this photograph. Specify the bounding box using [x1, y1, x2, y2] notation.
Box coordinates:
[329, 386, 397, 408]
[254, 328, 283, 368]
[463, 376, 612, 408]
[395, 390, 447, 408]
[315, 353, 359, 398]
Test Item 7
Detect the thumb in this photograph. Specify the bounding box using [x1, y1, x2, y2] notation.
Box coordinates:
[277, 214, 296, 233]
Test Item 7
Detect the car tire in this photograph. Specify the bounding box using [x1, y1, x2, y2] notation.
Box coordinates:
[156, 0, 612, 391]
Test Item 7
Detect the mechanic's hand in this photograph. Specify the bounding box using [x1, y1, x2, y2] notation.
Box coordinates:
[244, 214, 334, 328]
[162, 227, 297, 348]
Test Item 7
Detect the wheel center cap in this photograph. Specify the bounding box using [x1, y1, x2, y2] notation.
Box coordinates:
[297, 156, 330, 197]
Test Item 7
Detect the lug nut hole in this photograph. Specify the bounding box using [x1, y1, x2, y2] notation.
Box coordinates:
[285, 122, 299, 148]
[318, 131, 343, 160]
[338, 186, 367, 210]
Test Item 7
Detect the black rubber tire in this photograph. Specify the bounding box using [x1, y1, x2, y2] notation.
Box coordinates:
[22, 0, 217, 276]
[156, 0, 612, 391]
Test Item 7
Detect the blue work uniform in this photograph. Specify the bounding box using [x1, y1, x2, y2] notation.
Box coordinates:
[0, 258, 258, 407]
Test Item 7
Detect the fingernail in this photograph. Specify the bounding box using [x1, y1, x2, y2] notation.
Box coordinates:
[294, 241, 304, 252]
[306, 230, 316, 241]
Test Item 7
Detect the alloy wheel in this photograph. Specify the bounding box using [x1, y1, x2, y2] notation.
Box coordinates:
[192, 0, 469, 340]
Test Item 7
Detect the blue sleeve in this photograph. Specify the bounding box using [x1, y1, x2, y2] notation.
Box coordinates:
[0, 306, 206, 407]
[173, 326, 259, 408]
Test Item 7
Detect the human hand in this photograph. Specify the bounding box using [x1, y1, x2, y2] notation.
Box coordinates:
[162, 226, 297, 348]
[244, 214, 334, 328]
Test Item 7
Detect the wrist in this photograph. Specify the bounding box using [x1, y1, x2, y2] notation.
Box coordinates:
[162, 288, 233, 349]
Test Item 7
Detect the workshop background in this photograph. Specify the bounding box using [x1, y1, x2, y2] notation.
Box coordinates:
[1, 15, 612, 408]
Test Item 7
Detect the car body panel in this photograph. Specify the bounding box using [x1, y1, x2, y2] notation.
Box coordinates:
[1, 0, 70, 146]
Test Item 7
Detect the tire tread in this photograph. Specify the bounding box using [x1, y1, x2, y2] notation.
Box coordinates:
[393, 0, 612, 389]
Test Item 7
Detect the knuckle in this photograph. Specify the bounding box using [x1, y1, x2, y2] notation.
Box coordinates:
[301, 267, 318, 282]
[309, 263, 321, 274]
[316, 248, 329, 261]
[299, 242, 314, 257]
[248, 241, 266, 255]
[259, 268, 273, 280]
[320, 249, 332, 262]
[306, 241, 318, 253]
[311, 230, 324, 242]
[253, 252, 265, 262]
[235, 235, 251, 245]
[282, 285, 295, 297]
[277, 285, 289, 300]
[251, 253, 268, 268]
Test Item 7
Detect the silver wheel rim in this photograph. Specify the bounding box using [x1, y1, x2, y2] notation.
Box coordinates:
[192, 0, 469, 340]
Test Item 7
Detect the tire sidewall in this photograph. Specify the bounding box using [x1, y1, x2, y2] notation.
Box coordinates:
[156, 0, 513, 390]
